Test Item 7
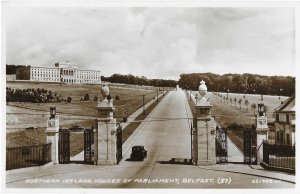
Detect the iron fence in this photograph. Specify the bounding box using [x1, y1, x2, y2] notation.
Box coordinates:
[6, 143, 52, 170]
[216, 126, 228, 163]
[262, 142, 295, 170]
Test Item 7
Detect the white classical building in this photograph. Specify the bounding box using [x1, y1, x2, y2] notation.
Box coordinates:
[30, 61, 101, 84]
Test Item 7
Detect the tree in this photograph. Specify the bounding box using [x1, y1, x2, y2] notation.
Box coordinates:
[245, 99, 249, 111]
[238, 99, 242, 109]
[234, 97, 237, 108]
[67, 96, 72, 103]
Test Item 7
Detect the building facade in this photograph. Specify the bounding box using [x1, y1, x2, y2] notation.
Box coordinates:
[29, 61, 101, 84]
[274, 95, 295, 145]
[30, 67, 60, 82]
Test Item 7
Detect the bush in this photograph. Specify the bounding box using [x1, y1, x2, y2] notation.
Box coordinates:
[83, 93, 90, 101]
[115, 95, 120, 100]
[6, 87, 58, 103]
[67, 96, 72, 103]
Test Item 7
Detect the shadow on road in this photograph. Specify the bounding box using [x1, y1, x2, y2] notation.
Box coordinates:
[125, 158, 144, 162]
[156, 158, 193, 165]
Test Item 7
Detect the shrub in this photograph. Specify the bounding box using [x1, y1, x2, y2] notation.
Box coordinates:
[67, 96, 72, 103]
[115, 95, 120, 100]
[83, 93, 90, 101]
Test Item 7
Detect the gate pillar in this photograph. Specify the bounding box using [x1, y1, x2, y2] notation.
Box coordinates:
[96, 84, 117, 165]
[193, 80, 216, 166]
[256, 103, 269, 164]
[46, 107, 59, 165]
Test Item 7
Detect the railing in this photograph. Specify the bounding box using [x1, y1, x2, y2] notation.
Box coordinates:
[262, 142, 295, 170]
[6, 143, 52, 170]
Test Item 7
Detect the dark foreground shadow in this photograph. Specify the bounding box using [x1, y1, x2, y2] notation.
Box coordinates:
[125, 158, 144, 162]
[156, 158, 193, 165]
[69, 160, 94, 165]
[226, 162, 247, 164]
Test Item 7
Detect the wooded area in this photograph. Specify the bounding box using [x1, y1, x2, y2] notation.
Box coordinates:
[101, 74, 178, 88]
[178, 73, 295, 96]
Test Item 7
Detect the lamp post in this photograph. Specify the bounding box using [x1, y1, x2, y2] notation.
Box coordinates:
[143, 94, 145, 115]
[227, 90, 229, 105]
[157, 89, 159, 102]
[50, 106, 56, 119]
[257, 103, 265, 117]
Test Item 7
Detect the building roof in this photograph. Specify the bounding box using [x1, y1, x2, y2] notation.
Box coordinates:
[57, 61, 78, 69]
[274, 95, 295, 113]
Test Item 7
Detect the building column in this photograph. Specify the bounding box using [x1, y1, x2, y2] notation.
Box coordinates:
[96, 85, 117, 165]
[46, 107, 59, 165]
[193, 80, 216, 166]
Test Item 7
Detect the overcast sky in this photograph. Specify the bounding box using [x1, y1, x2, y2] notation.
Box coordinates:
[5, 7, 295, 79]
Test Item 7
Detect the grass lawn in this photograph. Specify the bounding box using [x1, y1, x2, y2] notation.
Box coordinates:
[188, 91, 285, 152]
[6, 82, 160, 156]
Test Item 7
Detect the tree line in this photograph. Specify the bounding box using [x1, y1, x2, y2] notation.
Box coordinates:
[6, 65, 28, 74]
[101, 74, 178, 88]
[179, 73, 295, 96]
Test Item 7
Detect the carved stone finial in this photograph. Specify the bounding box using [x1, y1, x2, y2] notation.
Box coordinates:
[198, 80, 207, 99]
[101, 84, 110, 99]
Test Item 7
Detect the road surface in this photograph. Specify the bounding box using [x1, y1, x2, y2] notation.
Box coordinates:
[6, 91, 295, 189]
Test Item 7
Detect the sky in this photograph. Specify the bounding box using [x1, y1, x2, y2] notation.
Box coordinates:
[5, 7, 295, 80]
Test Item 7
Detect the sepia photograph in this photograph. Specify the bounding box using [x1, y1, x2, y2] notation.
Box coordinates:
[1, 0, 299, 193]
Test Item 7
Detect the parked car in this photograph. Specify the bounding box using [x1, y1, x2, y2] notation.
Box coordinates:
[130, 146, 147, 161]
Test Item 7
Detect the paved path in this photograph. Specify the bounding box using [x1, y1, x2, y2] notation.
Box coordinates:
[227, 137, 243, 163]
[6, 91, 295, 189]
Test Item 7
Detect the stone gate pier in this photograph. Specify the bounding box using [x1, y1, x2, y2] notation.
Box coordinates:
[193, 80, 216, 166]
[94, 84, 117, 165]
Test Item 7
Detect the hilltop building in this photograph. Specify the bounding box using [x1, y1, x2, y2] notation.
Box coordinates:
[16, 61, 101, 84]
[273, 95, 295, 145]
